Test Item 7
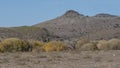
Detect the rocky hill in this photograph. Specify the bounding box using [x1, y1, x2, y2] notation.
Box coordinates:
[0, 26, 50, 41]
[34, 10, 120, 40]
[0, 10, 120, 41]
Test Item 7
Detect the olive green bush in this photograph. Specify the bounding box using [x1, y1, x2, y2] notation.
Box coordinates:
[28, 40, 45, 52]
[0, 38, 120, 52]
[43, 41, 66, 52]
[0, 43, 4, 52]
[0, 38, 32, 52]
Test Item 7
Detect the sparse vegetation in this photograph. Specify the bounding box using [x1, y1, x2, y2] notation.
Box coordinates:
[76, 39, 90, 49]
[96, 40, 109, 50]
[0, 43, 4, 52]
[97, 39, 120, 50]
[0, 9, 120, 68]
[0, 38, 32, 52]
[29, 40, 45, 52]
[108, 39, 120, 50]
[80, 42, 97, 51]
[43, 41, 66, 52]
[0, 38, 120, 53]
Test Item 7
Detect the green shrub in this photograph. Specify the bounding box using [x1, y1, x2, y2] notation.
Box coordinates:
[20, 40, 33, 51]
[0, 38, 32, 52]
[43, 41, 66, 52]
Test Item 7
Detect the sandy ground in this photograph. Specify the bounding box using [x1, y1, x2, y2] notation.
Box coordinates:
[0, 50, 120, 68]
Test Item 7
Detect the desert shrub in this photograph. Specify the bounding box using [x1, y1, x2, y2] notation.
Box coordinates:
[20, 40, 33, 51]
[63, 40, 76, 50]
[76, 39, 89, 49]
[96, 40, 109, 50]
[29, 40, 45, 52]
[80, 42, 98, 51]
[0, 38, 32, 52]
[0, 43, 4, 52]
[43, 41, 66, 52]
[108, 39, 120, 50]
[97, 39, 120, 50]
[90, 41, 98, 45]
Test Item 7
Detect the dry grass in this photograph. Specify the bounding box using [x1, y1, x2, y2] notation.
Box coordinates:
[0, 38, 32, 52]
[43, 41, 66, 52]
[0, 38, 120, 53]
[97, 39, 120, 50]
[0, 50, 120, 68]
[76, 39, 89, 49]
[108, 39, 120, 50]
[96, 40, 109, 50]
[0, 43, 4, 52]
[80, 42, 97, 51]
[28, 40, 45, 52]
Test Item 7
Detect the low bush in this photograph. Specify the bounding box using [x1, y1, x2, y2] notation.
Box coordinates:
[76, 39, 89, 49]
[20, 40, 33, 51]
[97, 39, 120, 50]
[108, 39, 120, 50]
[0, 38, 120, 52]
[80, 42, 98, 51]
[29, 40, 45, 52]
[96, 40, 109, 50]
[0, 43, 4, 52]
[43, 41, 66, 52]
[0, 38, 32, 52]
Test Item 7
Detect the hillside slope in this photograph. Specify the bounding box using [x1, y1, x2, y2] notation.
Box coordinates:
[34, 10, 120, 40]
[0, 26, 50, 41]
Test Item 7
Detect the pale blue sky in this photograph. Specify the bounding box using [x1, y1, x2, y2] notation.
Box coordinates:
[0, 0, 120, 27]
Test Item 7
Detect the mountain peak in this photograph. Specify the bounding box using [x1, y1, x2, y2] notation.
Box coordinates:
[63, 10, 84, 17]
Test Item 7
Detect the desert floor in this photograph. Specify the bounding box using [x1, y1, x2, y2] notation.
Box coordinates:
[0, 50, 120, 68]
